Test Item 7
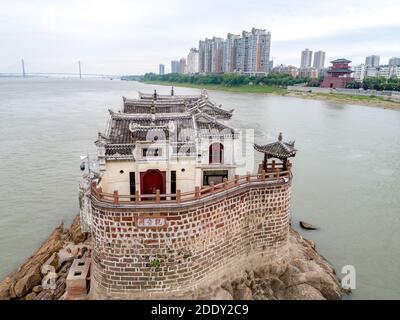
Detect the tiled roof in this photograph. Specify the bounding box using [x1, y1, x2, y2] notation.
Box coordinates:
[254, 134, 297, 159]
[138, 91, 202, 101]
[99, 90, 238, 159]
[105, 111, 194, 143]
[105, 144, 134, 156]
[189, 100, 233, 119]
[195, 113, 236, 135]
[331, 58, 351, 63]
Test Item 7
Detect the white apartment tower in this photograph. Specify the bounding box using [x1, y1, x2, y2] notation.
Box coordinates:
[313, 51, 326, 70]
[300, 49, 313, 68]
[389, 57, 400, 66]
[159, 64, 165, 75]
[187, 48, 199, 74]
[365, 55, 380, 67]
[353, 64, 366, 81]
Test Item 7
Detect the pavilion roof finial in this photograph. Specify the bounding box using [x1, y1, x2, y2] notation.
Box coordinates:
[278, 132, 283, 142]
[153, 89, 157, 100]
[171, 87, 174, 96]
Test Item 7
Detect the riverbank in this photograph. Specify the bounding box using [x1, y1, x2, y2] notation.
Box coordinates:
[141, 80, 287, 94]
[141, 80, 400, 110]
[285, 91, 400, 110]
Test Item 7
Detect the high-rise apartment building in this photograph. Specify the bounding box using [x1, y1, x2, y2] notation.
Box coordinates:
[365, 55, 380, 67]
[179, 57, 187, 74]
[249, 28, 271, 73]
[210, 37, 224, 73]
[223, 33, 240, 73]
[389, 57, 400, 66]
[199, 38, 213, 73]
[300, 49, 313, 68]
[159, 64, 165, 75]
[199, 27, 271, 74]
[235, 28, 271, 74]
[235, 35, 247, 73]
[171, 60, 180, 74]
[313, 51, 326, 70]
[187, 48, 199, 73]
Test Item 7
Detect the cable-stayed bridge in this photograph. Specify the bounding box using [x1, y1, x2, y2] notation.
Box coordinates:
[0, 60, 121, 79]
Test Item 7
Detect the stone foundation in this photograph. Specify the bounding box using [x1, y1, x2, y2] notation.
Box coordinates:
[89, 180, 292, 299]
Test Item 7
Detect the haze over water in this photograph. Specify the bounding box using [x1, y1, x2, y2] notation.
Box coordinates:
[0, 78, 399, 299]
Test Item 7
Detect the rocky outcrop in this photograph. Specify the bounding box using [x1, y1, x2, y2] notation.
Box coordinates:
[197, 227, 343, 300]
[0, 216, 90, 300]
[1, 215, 343, 300]
[0, 225, 64, 299]
[68, 214, 87, 244]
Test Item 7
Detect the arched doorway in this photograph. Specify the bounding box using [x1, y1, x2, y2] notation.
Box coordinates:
[209, 143, 224, 164]
[140, 170, 166, 194]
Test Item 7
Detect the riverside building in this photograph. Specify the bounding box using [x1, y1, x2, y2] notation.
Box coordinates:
[321, 58, 354, 88]
[198, 28, 272, 75]
[187, 48, 199, 74]
[79, 88, 297, 299]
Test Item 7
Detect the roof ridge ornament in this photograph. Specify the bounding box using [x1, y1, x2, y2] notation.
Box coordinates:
[278, 132, 283, 142]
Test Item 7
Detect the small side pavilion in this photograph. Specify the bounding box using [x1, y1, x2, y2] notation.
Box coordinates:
[254, 133, 297, 173]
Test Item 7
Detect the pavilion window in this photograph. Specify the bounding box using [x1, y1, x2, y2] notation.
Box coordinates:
[142, 148, 161, 157]
[129, 172, 136, 195]
[171, 171, 176, 195]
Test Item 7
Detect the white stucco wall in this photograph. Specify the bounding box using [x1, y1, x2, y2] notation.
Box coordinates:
[100, 158, 200, 195]
[100, 160, 134, 195]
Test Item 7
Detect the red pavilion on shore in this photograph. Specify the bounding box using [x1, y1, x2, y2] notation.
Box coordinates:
[321, 58, 354, 89]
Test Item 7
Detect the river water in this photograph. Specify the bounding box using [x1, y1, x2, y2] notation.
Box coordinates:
[0, 78, 399, 299]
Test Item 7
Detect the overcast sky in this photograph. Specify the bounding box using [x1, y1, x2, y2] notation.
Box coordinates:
[1, 0, 400, 75]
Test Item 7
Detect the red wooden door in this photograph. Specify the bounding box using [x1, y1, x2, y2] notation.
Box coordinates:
[141, 170, 165, 194]
[209, 143, 224, 164]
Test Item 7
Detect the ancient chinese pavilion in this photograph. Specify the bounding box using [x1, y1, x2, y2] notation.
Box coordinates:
[79, 88, 297, 299]
[321, 58, 354, 89]
[93, 88, 236, 197]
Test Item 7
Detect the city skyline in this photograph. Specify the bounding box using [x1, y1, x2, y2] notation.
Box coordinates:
[1, 0, 400, 74]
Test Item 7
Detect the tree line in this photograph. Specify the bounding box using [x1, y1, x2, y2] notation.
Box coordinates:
[142, 73, 311, 87]
[141, 73, 400, 92]
[346, 77, 400, 91]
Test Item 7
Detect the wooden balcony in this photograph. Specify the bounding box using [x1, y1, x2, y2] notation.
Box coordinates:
[91, 166, 292, 207]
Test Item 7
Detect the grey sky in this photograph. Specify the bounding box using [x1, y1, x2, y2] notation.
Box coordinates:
[1, 0, 400, 75]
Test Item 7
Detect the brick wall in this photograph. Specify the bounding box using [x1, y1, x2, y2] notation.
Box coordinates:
[90, 180, 292, 299]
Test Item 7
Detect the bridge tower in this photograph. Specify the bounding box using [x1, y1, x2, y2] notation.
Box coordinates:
[78, 61, 82, 79]
[21, 59, 26, 78]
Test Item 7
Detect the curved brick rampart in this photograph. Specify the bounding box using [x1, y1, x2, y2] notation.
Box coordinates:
[90, 179, 292, 299]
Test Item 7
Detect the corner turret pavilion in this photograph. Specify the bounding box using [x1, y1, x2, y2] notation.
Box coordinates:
[254, 132, 297, 173]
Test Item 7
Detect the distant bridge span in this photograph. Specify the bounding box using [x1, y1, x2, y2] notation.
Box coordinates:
[0, 72, 121, 78]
